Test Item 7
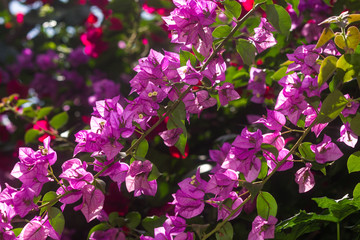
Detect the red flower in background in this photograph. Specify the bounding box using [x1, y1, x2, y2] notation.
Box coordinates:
[86, 13, 98, 26]
[109, 17, 123, 31]
[239, 0, 254, 12]
[33, 120, 56, 142]
[6, 80, 28, 99]
[80, 27, 108, 58]
[16, 13, 24, 24]
[169, 144, 189, 159]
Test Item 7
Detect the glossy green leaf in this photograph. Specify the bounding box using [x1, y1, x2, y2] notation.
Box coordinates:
[348, 14, 360, 24]
[261, 143, 279, 158]
[126, 211, 141, 229]
[334, 33, 346, 49]
[318, 56, 337, 87]
[192, 45, 205, 62]
[87, 223, 111, 239]
[347, 151, 360, 173]
[12, 228, 22, 237]
[312, 196, 336, 209]
[49, 112, 68, 129]
[40, 191, 57, 215]
[216, 222, 233, 240]
[236, 39, 256, 66]
[315, 28, 335, 49]
[257, 159, 269, 179]
[179, 50, 197, 67]
[23, 106, 36, 118]
[336, 54, 357, 83]
[108, 212, 125, 227]
[133, 139, 149, 158]
[169, 101, 187, 136]
[212, 25, 232, 38]
[223, 0, 242, 19]
[16, 99, 29, 107]
[350, 113, 360, 136]
[346, 26, 360, 51]
[174, 133, 187, 156]
[317, 89, 348, 123]
[265, 4, 291, 37]
[271, 66, 288, 81]
[329, 199, 359, 221]
[48, 207, 65, 236]
[257, 191, 278, 219]
[298, 142, 315, 161]
[24, 129, 40, 144]
[353, 183, 360, 199]
[243, 182, 263, 201]
[148, 164, 161, 181]
[37, 106, 53, 119]
[142, 216, 166, 236]
[313, 196, 358, 221]
[276, 210, 338, 231]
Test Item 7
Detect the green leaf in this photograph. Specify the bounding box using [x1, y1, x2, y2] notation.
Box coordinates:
[257, 191, 278, 219]
[257, 158, 269, 179]
[148, 164, 161, 181]
[37, 106, 53, 119]
[315, 28, 335, 49]
[174, 133, 187, 156]
[95, 178, 106, 194]
[12, 228, 22, 237]
[236, 39, 256, 66]
[265, 4, 291, 37]
[353, 183, 360, 199]
[192, 45, 205, 62]
[42, 191, 57, 203]
[345, 26, 360, 51]
[329, 198, 358, 221]
[191, 224, 210, 239]
[261, 143, 279, 158]
[298, 142, 315, 161]
[223, 0, 242, 19]
[49, 112, 69, 129]
[243, 182, 263, 201]
[271, 66, 289, 81]
[317, 89, 348, 123]
[350, 113, 360, 136]
[348, 14, 360, 24]
[108, 212, 125, 227]
[24, 129, 40, 144]
[48, 207, 65, 236]
[134, 139, 149, 158]
[179, 50, 197, 67]
[212, 25, 232, 38]
[23, 106, 36, 118]
[347, 151, 360, 173]
[318, 56, 337, 87]
[169, 101, 187, 136]
[216, 222, 233, 240]
[276, 210, 338, 232]
[313, 196, 359, 221]
[336, 54, 356, 83]
[312, 197, 336, 209]
[142, 216, 166, 236]
[87, 223, 111, 239]
[40, 191, 57, 215]
[126, 211, 141, 229]
[16, 99, 29, 107]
